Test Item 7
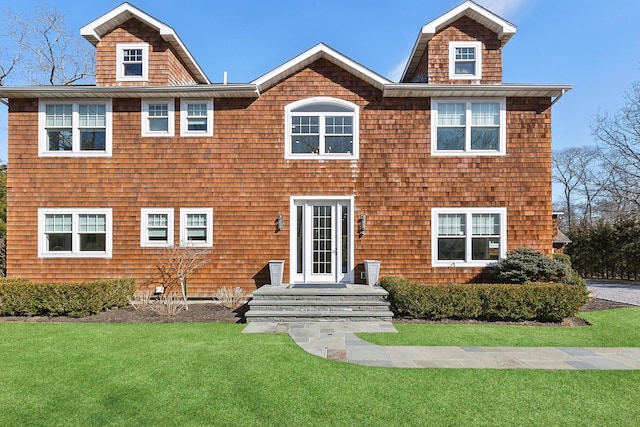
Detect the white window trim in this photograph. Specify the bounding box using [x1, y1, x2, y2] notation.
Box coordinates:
[116, 43, 149, 82]
[142, 99, 175, 137]
[38, 100, 113, 157]
[179, 208, 213, 247]
[284, 97, 359, 160]
[431, 207, 507, 268]
[180, 99, 214, 137]
[431, 98, 506, 156]
[449, 41, 482, 80]
[38, 208, 113, 258]
[140, 208, 174, 247]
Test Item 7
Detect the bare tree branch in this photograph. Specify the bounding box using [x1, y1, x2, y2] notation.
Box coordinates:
[2, 6, 95, 86]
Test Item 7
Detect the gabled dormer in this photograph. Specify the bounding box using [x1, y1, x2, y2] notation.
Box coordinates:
[401, 1, 516, 84]
[80, 2, 210, 86]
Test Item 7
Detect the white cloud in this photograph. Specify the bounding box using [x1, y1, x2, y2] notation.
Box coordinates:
[475, 0, 526, 18]
[387, 55, 410, 83]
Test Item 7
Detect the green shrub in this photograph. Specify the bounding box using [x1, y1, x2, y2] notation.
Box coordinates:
[380, 276, 589, 322]
[491, 248, 584, 285]
[0, 278, 135, 317]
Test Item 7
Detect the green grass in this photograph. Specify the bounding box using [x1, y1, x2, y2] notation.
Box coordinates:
[0, 320, 638, 426]
[360, 307, 640, 347]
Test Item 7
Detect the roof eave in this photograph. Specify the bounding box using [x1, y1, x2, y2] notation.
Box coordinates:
[0, 85, 259, 99]
[383, 84, 572, 101]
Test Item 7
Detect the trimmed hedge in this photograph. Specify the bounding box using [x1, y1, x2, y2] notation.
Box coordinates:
[380, 276, 590, 322]
[0, 278, 135, 318]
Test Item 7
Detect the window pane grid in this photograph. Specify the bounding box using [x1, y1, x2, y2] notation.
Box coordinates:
[437, 103, 465, 126]
[455, 47, 476, 60]
[45, 104, 72, 127]
[438, 214, 466, 236]
[187, 104, 207, 117]
[79, 105, 106, 128]
[472, 214, 500, 236]
[148, 214, 168, 227]
[325, 116, 353, 135]
[292, 116, 319, 134]
[471, 103, 499, 126]
[45, 214, 72, 232]
[79, 214, 106, 233]
[148, 104, 168, 118]
[123, 49, 143, 62]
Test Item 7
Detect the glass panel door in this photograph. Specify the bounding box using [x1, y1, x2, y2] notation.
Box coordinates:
[293, 199, 352, 284]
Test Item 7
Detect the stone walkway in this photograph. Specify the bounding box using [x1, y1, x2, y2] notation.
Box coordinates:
[243, 321, 640, 370]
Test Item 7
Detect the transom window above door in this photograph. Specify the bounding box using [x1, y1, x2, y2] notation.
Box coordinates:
[285, 97, 359, 159]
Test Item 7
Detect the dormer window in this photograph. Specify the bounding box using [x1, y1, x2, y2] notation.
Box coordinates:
[117, 43, 149, 81]
[449, 42, 482, 80]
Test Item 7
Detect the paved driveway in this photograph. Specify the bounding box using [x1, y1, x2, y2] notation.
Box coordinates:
[587, 280, 640, 306]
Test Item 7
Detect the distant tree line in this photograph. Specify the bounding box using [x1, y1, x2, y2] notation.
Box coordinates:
[553, 80, 640, 279]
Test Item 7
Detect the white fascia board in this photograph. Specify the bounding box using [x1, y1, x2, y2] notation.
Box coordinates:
[80, 2, 210, 84]
[383, 84, 572, 101]
[251, 43, 391, 93]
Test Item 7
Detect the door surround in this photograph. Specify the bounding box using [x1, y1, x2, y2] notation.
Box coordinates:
[289, 196, 354, 284]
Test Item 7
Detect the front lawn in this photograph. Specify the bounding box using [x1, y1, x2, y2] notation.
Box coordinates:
[360, 307, 640, 347]
[0, 319, 638, 426]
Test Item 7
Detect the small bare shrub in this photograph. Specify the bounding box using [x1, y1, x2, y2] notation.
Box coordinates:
[149, 292, 187, 317]
[130, 291, 152, 311]
[216, 286, 247, 309]
[155, 244, 211, 310]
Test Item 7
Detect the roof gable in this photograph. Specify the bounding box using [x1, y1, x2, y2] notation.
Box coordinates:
[80, 2, 210, 84]
[401, 1, 516, 82]
[251, 43, 391, 93]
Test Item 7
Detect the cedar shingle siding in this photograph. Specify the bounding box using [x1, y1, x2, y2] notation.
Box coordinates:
[3, 3, 562, 296]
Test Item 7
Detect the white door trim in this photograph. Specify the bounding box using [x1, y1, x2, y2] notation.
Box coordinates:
[289, 196, 354, 284]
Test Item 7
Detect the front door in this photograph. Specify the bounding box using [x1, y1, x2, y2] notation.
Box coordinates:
[291, 198, 353, 284]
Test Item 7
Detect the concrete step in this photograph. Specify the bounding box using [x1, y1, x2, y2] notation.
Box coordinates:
[249, 299, 391, 312]
[245, 310, 394, 323]
[246, 284, 394, 322]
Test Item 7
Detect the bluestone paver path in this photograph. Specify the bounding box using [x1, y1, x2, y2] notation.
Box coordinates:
[243, 321, 640, 370]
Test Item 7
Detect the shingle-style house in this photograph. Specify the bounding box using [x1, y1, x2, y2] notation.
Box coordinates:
[0, 1, 570, 299]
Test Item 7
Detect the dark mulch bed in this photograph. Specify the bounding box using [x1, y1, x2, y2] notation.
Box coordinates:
[0, 302, 249, 324]
[0, 298, 634, 325]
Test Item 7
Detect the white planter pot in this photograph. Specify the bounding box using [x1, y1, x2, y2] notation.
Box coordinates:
[364, 260, 381, 286]
[268, 260, 285, 286]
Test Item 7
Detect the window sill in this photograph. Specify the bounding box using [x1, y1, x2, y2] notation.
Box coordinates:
[432, 260, 498, 268]
[39, 252, 112, 259]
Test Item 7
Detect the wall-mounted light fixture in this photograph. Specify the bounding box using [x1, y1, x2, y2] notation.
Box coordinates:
[359, 214, 367, 236]
[275, 214, 284, 232]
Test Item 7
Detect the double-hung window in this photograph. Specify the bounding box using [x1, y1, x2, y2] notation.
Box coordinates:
[39, 100, 112, 156]
[141, 208, 174, 247]
[180, 99, 214, 136]
[432, 98, 505, 155]
[117, 43, 149, 81]
[142, 100, 175, 137]
[432, 208, 506, 267]
[39, 208, 112, 258]
[285, 97, 359, 159]
[449, 41, 482, 80]
[180, 208, 213, 247]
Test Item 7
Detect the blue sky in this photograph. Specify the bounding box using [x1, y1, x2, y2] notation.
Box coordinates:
[2, 0, 640, 196]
